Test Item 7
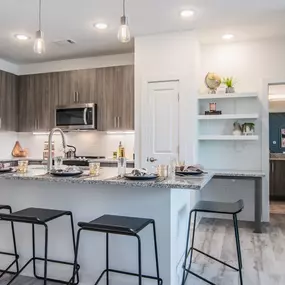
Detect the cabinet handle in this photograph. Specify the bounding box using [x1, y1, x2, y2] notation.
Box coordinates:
[0, 117, 1, 129]
[272, 162, 274, 172]
[77, 92, 79, 103]
[74, 92, 76, 103]
[114, 117, 117, 128]
[118, 116, 120, 128]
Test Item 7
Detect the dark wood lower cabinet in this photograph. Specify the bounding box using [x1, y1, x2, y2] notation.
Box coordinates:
[270, 160, 285, 199]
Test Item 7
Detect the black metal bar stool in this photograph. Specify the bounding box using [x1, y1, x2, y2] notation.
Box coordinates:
[181, 200, 244, 285]
[0, 207, 80, 285]
[0, 205, 19, 278]
[71, 214, 163, 285]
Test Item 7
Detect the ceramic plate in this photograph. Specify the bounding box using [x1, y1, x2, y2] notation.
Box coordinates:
[176, 170, 203, 176]
[0, 167, 13, 173]
[124, 174, 158, 180]
[50, 170, 83, 177]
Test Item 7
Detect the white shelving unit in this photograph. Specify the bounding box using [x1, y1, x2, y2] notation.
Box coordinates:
[198, 91, 260, 170]
[198, 114, 259, 120]
[198, 92, 258, 100]
[198, 135, 259, 141]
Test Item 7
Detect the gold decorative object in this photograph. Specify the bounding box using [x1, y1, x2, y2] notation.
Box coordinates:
[205, 72, 221, 94]
[11, 141, 28, 157]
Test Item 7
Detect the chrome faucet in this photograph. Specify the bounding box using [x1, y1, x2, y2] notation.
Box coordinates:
[47, 128, 67, 173]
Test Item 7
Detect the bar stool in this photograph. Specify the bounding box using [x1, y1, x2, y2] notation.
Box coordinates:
[0, 207, 80, 285]
[0, 205, 19, 278]
[181, 200, 244, 285]
[71, 214, 163, 285]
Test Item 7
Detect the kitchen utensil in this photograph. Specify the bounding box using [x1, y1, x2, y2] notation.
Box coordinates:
[65, 145, 77, 159]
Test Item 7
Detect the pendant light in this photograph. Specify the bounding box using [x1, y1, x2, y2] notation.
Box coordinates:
[34, 0, 45, 54]
[118, 0, 131, 43]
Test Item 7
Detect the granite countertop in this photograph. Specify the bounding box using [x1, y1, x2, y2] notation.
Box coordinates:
[270, 157, 285, 161]
[211, 169, 265, 178]
[0, 166, 214, 190]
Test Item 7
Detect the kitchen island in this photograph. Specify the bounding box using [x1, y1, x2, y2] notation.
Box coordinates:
[0, 166, 212, 285]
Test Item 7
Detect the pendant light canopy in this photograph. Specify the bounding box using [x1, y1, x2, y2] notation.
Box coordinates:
[118, 0, 131, 43]
[34, 0, 45, 54]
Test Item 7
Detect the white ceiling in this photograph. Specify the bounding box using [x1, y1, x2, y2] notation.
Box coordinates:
[1, 0, 285, 64]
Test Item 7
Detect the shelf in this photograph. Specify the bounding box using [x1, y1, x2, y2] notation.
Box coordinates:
[198, 93, 258, 100]
[198, 114, 259, 120]
[198, 135, 259, 141]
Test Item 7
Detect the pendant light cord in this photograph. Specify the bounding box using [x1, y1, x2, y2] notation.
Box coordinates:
[123, 0, 126, 17]
[39, 0, 42, 31]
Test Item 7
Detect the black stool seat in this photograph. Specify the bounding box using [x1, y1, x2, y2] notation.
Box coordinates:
[0, 207, 70, 224]
[78, 214, 153, 234]
[193, 199, 244, 214]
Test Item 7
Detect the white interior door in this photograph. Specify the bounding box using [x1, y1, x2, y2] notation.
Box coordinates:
[141, 80, 179, 168]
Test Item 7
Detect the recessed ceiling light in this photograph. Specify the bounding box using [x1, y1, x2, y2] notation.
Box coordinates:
[94, 23, 108, 30]
[222, 34, 234, 40]
[14, 34, 30, 40]
[180, 10, 195, 18]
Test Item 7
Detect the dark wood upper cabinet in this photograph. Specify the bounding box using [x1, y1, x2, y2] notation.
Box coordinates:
[0, 70, 18, 131]
[17, 64, 134, 132]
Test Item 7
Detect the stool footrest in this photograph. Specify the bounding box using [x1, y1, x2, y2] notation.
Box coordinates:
[0, 252, 19, 278]
[183, 267, 216, 285]
[94, 268, 163, 285]
[33, 257, 80, 285]
[6, 257, 80, 285]
[189, 247, 239, 271]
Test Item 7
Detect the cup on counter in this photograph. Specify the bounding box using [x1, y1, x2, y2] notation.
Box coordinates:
[156, 165, 169, 178]
[54, 156, 63, 170]
[18, 160, 29, 173]
[89, 162, 100, 176]
[118, 157, 127, 178]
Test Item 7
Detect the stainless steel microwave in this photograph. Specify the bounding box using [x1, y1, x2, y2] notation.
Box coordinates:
[55, 103, 97, 130]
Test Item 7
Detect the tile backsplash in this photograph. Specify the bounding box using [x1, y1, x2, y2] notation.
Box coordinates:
[1, 131, 135, 160]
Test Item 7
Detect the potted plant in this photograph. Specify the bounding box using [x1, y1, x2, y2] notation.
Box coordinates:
[242, 123, 255, 136]
[222, 77, 236, 93]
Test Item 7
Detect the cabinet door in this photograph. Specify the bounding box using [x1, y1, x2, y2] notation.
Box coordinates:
[271, 161, 285, 198]
[0, 70, 18, 131]
[270, 160, 275, 197]
[76, 69, 96, 103]
[57, 71, 77, 106]
[96, 67, 115, 131]
[18, 75, 37, 132]
[113, 65, 134, 130]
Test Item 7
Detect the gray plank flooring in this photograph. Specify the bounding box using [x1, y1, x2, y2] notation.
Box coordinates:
[1, 214, 285, 284]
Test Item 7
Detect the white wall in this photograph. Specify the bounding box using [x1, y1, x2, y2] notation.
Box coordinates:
[199, 38, 285, 222]
[0, 132, 18, 159]
[17, 53, 134, 75]
[17, 132, 135, 160]
[0, 58, 18, 74]
[135, 31, 200, 167]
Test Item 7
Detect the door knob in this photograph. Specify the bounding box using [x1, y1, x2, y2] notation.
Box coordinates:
[148, 157, 157, 163]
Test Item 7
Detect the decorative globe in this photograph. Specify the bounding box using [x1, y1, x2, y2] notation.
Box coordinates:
[205, 72, 221, 94]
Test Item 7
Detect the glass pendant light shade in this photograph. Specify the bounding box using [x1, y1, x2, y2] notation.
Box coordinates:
[118, 16, 131, 43]
[34, 30, 45, 54]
